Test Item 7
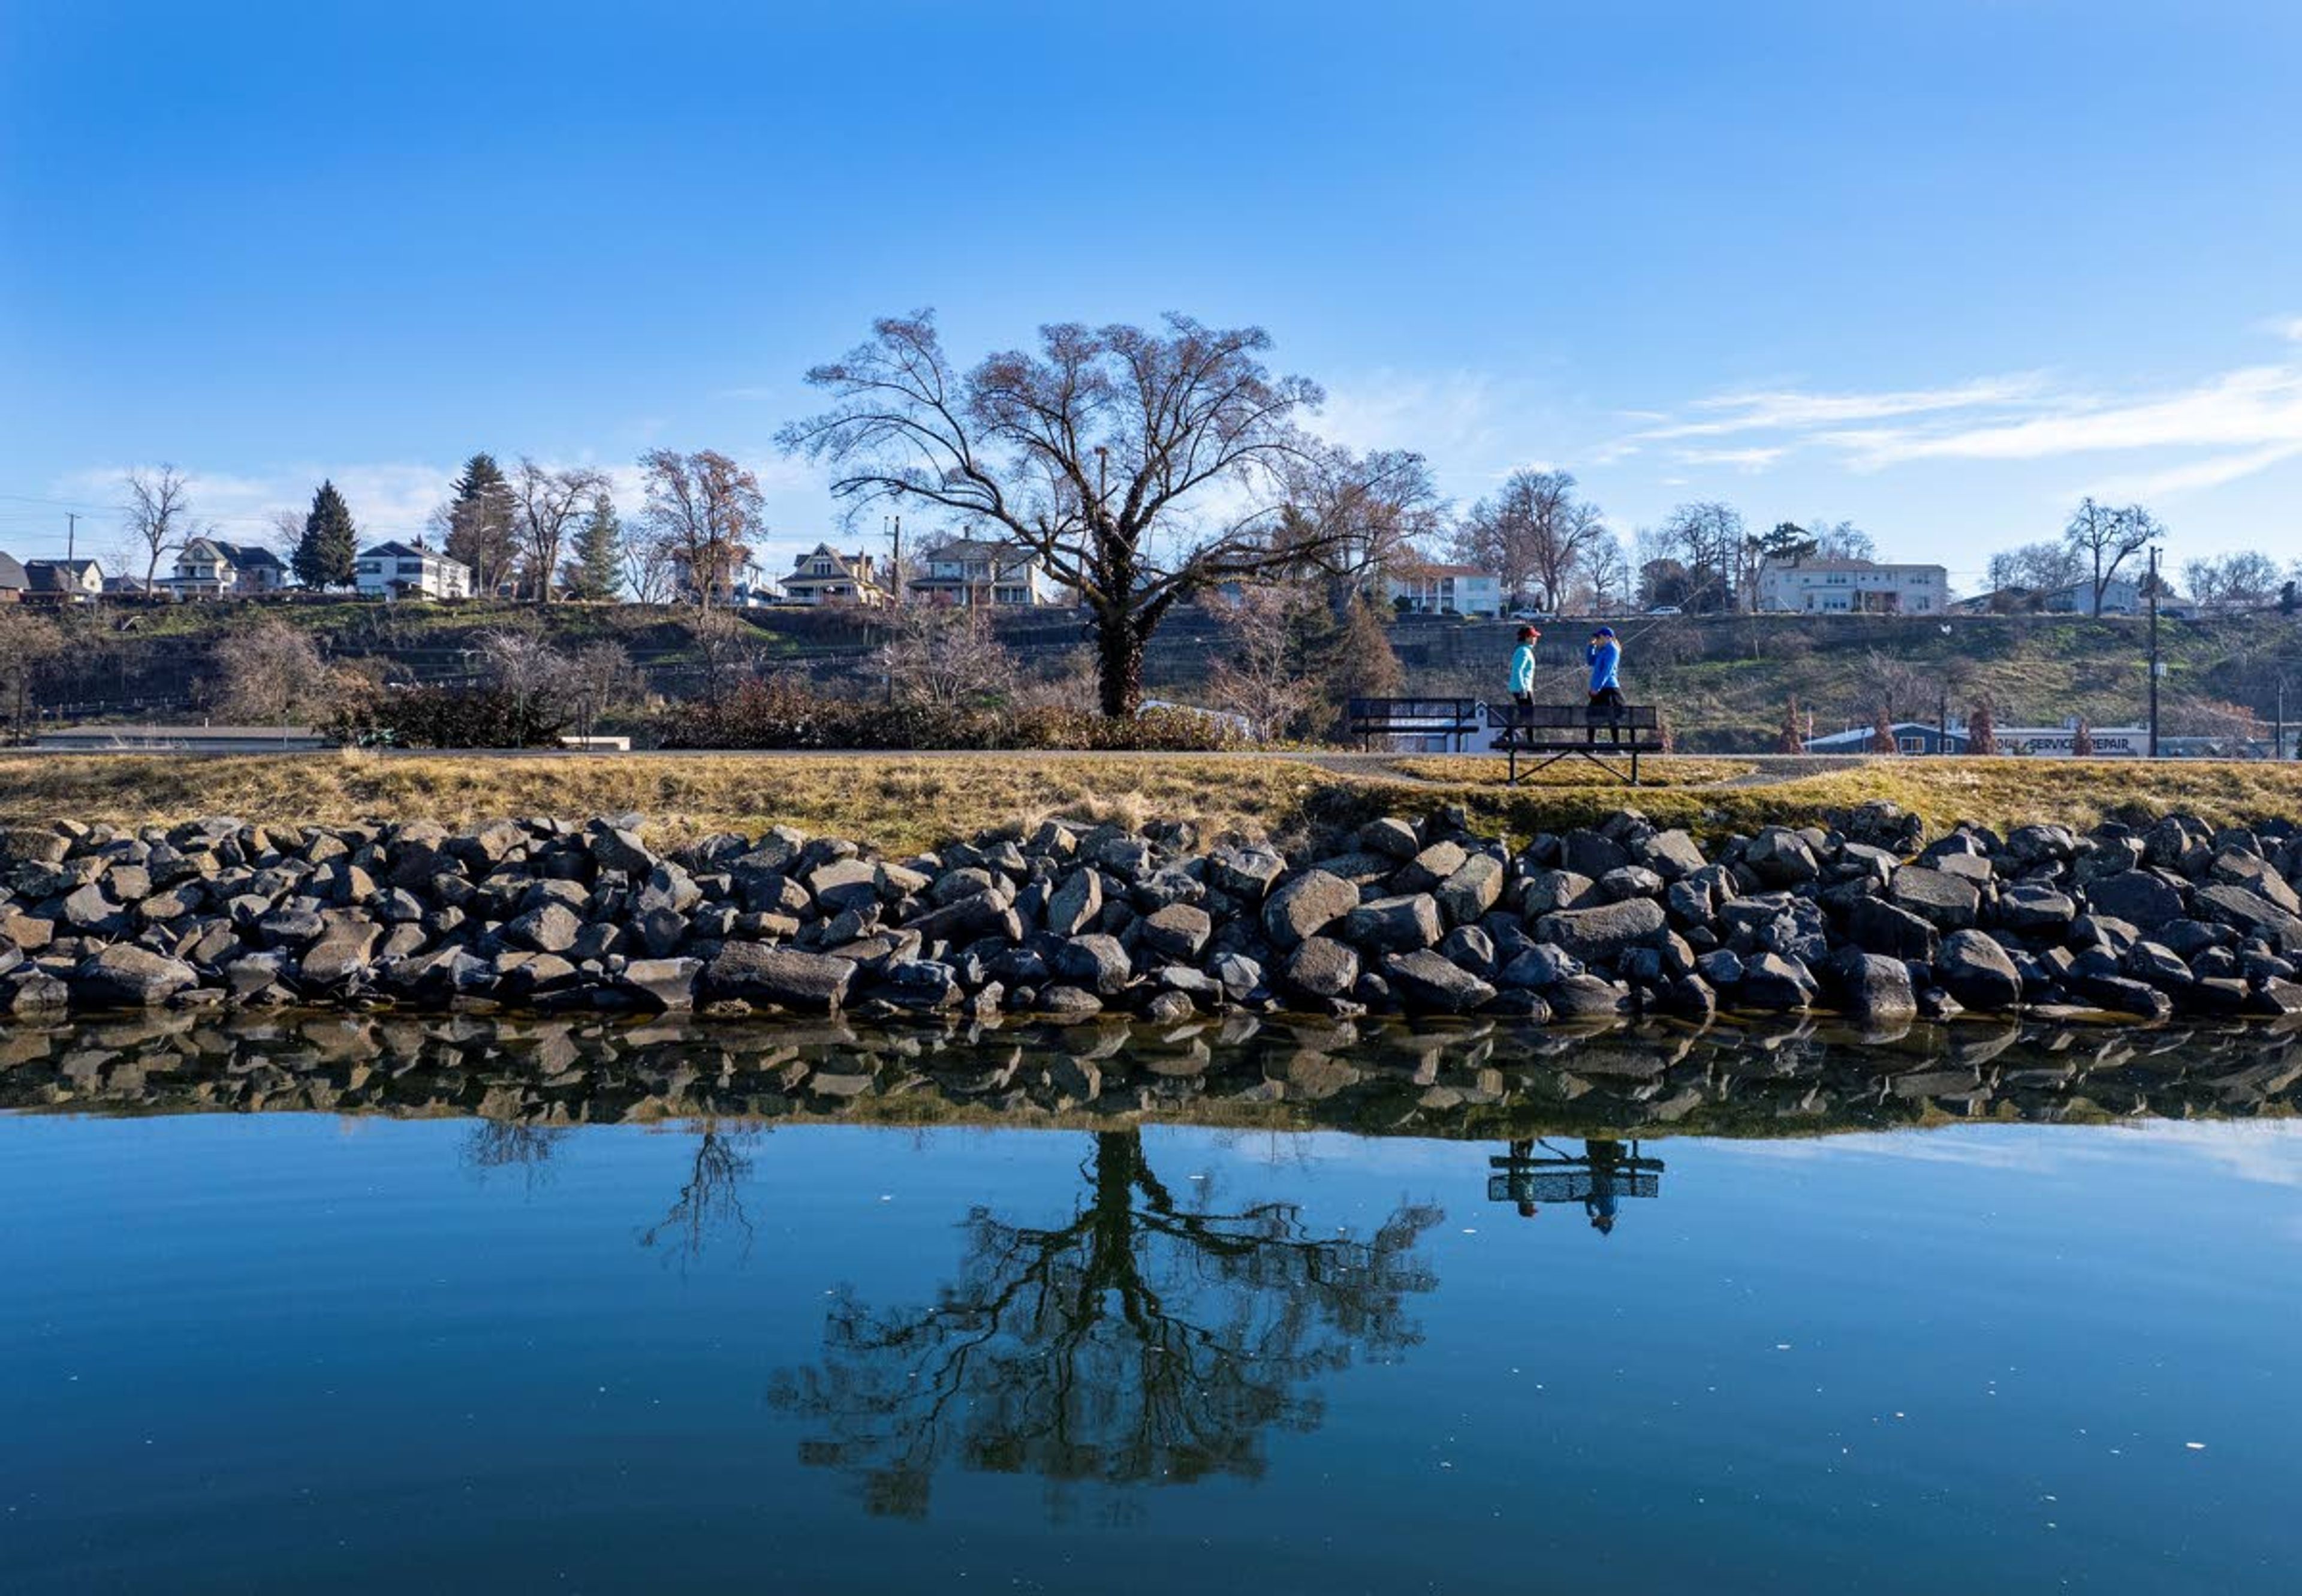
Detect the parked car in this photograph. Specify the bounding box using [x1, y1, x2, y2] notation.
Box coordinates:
[1647, 605, 1683, 616]
[1508, 608, 1548, 622]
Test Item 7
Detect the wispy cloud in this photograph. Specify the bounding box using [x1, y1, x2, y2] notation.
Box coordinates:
[1612, 326, 2302, 499]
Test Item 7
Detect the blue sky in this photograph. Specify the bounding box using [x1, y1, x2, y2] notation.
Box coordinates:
[3, 1, 2298, 590]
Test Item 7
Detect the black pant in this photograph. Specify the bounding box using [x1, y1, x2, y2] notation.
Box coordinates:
[1511, 692, 1533, 722]
[1588, 686, 1625, 714]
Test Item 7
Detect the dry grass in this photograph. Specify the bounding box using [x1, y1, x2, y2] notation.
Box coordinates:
[1392, 755, 1755, 788]
[3, 749, 2300, 853]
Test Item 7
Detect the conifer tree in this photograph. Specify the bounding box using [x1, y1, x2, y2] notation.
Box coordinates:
[293, 480, 358, 590]
[565, 492, 625, 602]
[1777, 694, 1803, 754]
[2071, 718, 2095, 757]
[444, 453, 517, 595]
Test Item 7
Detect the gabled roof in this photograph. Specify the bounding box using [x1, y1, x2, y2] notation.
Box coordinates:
[212, 540, 284, 569]
[26, 558, 100, 591]
[785, 544, 876, 580]
[0, 552, 26, 590]
[360, 540, 461, 564]
[921, 537, 1032, 561]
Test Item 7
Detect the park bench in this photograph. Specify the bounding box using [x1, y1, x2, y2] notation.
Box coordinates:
[1487, 1140, 1665, 1205]
[1486, 701, 1663, 787]
[1345, 696, 1484, 752]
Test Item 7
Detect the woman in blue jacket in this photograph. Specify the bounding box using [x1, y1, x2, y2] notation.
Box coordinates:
[1587, 626, 1624, 715]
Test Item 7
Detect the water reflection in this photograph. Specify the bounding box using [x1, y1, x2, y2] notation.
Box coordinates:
[1491, 1138, 1665, 1234]
[765, 1128, 1442, 1518]
[6, 1010, 2299, 1140]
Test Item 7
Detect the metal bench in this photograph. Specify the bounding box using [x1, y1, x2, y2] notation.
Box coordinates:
[1345, 696, 1483, 752]
[1487, 1139, 1665, 1204]
[1486, 701, 1663, 786]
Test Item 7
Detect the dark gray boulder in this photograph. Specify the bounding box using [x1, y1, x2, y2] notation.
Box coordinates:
[1382, 949, 1496, 1013]
[1938, 929, 2021, 1010]
[703, 943, 855, 1010]
[1533, 898, 1667, 963]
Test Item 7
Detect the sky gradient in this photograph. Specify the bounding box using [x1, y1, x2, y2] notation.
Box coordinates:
[3, 1, 2298, 590]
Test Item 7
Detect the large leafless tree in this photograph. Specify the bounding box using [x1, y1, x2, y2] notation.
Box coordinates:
[780, 311, 1336, 717]
[510, 460, 607, 603]
[1273, 445, 1444, 615]
[123, 464, 193, 594]
[2063, 496, 2161, 616]
[636, 448, 766, 611]
[1449, 468, 1607, 611]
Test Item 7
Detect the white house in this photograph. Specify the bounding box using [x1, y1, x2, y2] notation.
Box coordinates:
[781, 543, 893, 607]
[1756, 558, 1949, 615]
[1387, 564, 1503, 617]
[355, 540, 473, 601]
[906, 539, 1063, 607]
[170, 538, 289, 599]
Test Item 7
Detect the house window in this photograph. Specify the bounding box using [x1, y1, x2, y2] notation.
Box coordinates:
[1898, 736, 1926, 754]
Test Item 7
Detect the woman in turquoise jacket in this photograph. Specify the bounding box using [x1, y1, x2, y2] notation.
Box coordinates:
[1508, 625, 1539, 719]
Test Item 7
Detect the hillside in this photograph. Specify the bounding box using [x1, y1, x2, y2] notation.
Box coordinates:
[14, 598, 2302, 753]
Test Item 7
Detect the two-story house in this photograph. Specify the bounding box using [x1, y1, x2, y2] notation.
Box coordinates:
[1386, 564, 1503, 618]
[1756, 557, 1950, 615]
[781, 544, 892, 606]
[170, 538, 290, 600]
[355, 540, 474, 601]
[905, 539, 1063, 607]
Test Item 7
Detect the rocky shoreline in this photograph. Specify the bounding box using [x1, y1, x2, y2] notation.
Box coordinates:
[5, 802, 2302, 1025]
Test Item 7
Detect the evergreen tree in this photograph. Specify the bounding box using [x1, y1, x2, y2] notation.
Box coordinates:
[565, 492, 624, 602]
[444, 453, 517, 595]
[293, 480, 359, 591]
[1319, 592, 1402, 737]
[2071, 718, 2095, 757]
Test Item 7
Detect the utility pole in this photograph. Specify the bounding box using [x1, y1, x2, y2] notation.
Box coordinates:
[2147, 544, 2162, 759]
[65, 513, 77, 561]
[1938, 688, 1948, 756]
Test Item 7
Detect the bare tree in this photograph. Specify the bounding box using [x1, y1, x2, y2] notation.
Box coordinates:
[564, 640, 635, 742]
[1810, 519, 1875, 561]
[123, 464, 193, 595]
[1275, 446, 1444, 613]
[1204, 583, 1321, 740]
[266, 508, 306, 561]
[2183, 550, 2282, 610]
[1581, 534, 1630, 614]
[212, 616, 370, 734]
[2063, 496, 2161, 616]
[619, 518, 679, 606]
[691, 608, 765, 695]
[510, 460, 608, 604]
[1986, 539, 2088, 603]
[478, 627, 567, 727]
[1653, 501, 1744, 612]
[637, 449, 766, 610]
[867, 605, 1016, 709]
[780, 311, 1336, 717]
[1448, 468, 1606, 611]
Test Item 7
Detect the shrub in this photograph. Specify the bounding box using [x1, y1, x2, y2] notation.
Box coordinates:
[653, 677, 1243, 752]
[352, 685, 571, 748]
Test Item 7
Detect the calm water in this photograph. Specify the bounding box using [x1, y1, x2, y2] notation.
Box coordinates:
[5, 1019, 2301, 1593]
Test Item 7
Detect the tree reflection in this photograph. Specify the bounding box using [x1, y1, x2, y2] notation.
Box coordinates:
[460, 1120, 569, 1193]
[638, 1120, 761, 1270]
[767, 1129, 1442, 1517]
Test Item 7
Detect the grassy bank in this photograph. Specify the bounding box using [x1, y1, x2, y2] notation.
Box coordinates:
[5, 749, 2302, 853]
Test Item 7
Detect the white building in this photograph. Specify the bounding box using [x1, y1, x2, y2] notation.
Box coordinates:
[355, 540, 473, 601]
[1387, 565, 1503, 617]
[1756, 558, 1949, 614]
[906, 539, 1063, 607]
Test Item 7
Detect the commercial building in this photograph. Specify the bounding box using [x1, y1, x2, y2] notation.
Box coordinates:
[1755, 558, 1950, 614]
